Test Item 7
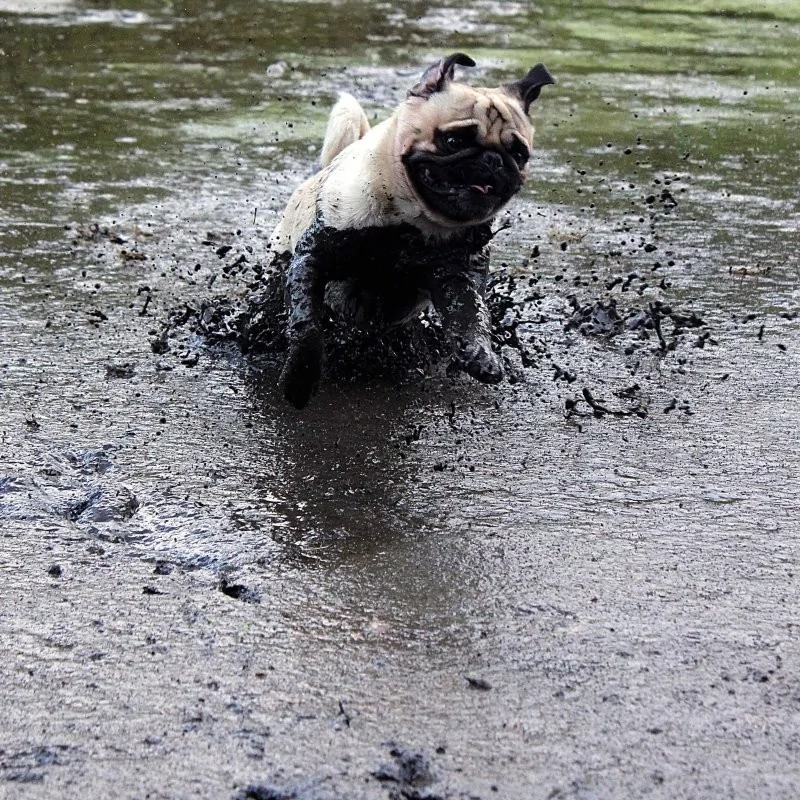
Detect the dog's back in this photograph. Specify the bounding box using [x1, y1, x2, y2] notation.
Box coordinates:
[319, 92, 370, 167]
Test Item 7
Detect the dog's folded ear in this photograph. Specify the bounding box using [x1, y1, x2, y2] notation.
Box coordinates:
[504, 63, 555, 113]
[409, 52, 476, 99]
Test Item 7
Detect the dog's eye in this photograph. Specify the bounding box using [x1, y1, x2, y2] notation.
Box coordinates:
[436, 128, 477, 154]
[508, 140, 529, 168]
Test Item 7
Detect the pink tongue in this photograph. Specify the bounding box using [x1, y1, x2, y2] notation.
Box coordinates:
[469, 184, 493, 195]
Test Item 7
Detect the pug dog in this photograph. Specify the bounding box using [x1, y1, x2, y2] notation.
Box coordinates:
[268, 53, 554, 408]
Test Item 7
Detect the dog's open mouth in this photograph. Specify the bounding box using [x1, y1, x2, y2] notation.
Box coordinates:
[467, 182, 495, 195]
[419, 166, 497, 197]
[404, 150, 521, 224]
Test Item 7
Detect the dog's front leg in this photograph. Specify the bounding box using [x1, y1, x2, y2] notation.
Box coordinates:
[431, 249, 503, 384]
[280, 238, 327, 409]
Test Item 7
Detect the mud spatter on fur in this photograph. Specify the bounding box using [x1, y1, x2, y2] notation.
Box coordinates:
[151, 222, 715, 401]
[181, 222, 503, 384]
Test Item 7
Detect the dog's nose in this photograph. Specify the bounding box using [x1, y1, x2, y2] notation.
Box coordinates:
[482, 150, 505, 171]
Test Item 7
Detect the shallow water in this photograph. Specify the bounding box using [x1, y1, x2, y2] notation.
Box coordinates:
[1, 2, 799, 798]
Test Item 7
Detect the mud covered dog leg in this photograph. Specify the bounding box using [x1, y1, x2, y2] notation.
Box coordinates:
[431, 248, 503, 384]
[280, 236, 328, 409]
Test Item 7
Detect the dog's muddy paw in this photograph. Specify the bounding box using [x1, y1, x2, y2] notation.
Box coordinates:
[460, 340, 504, 384]
[280, 330, 324, 408]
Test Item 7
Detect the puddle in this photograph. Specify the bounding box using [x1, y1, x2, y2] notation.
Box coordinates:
[1, 1, 799, 798]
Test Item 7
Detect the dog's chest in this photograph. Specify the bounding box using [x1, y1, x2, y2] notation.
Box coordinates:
[304, 218, 492, 284]
[313, 222, 425, 279]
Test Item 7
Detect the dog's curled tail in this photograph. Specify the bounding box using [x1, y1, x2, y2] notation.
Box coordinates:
[320, 92, 370, 167]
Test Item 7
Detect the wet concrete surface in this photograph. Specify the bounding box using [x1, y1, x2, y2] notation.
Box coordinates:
[2, 1, 800, 798]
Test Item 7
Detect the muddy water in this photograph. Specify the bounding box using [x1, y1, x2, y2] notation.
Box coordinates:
[2, 2, 799, 798]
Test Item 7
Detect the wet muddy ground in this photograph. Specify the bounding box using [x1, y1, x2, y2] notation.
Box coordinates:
[1, 1, 799, 798]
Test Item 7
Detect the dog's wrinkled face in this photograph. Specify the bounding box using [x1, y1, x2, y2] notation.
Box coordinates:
[401, 88, 532, 224]
[399, 54, 554, 227]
